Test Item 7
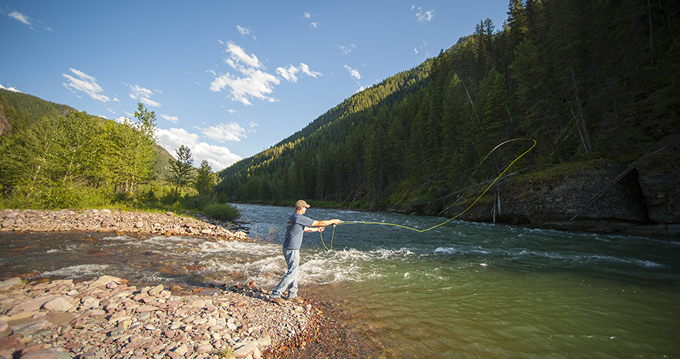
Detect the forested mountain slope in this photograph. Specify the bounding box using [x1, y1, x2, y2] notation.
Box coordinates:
[0, 88, 175, 180]
[0, 90, 177, 208]
[216, 0, 680, 235]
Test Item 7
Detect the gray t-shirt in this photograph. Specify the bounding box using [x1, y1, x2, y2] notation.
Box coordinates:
[282, 213, 315, 250]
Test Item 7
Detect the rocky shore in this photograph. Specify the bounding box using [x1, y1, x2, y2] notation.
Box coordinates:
[0, 208, 351, 358]
[0, 275, 325, 359]
[0, 209, 250, 241]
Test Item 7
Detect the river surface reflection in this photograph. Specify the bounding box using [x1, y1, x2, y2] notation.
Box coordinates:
[1, 203, 679, 358]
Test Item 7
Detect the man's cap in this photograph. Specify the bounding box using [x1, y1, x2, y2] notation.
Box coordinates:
[295, 200, 310, 209]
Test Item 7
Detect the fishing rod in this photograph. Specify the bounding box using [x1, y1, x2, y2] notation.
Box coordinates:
[319, 138, 536, 251]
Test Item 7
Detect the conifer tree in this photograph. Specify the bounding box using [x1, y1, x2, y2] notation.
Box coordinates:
[194, 160, 215, 198]
[167, 145, 194, 198]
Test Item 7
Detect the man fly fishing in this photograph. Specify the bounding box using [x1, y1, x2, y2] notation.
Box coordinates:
[269, 200, 342, 305]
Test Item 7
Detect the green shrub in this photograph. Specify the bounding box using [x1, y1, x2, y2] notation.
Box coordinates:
[138, 187, 158, 205]
[203, 203, 240, 221]
[160, 192, 179, 205]
[183, 195, 208, 210]
[6, 181, 105, 210]
[215, 191, 231, 204]
[113, 191, 130, 203]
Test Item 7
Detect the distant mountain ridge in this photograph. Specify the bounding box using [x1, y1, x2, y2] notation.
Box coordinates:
[0, 88, 77, 124]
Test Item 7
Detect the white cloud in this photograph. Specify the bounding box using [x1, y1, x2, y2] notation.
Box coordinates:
[299, 63, 321, 78]
[414, 48, 418, 54]
[236, 25, 250, 35]
[196, 122, 247, 142]
[339, 44, 356, 55]
[210, 71, 279, 106]
[228, 109, 237, 114]
[277, 63, 321, 83]
[155, 127, 241, 171]
[303, 12, 311, 19]
[9, 11, 30, 25]
[191, 142, 242, 171]
[344, 65, 361, 80]
[309, 22, 319, 29]
[127, 83, 161, 107]
[156, 128, 200, 156]
[210, 41, 280, 105]
[0, 84, 21, 93]
[249, 122, 258, 129]
[414, 7, 434, 22]
[161, 114, 179, 124]
[222, 40, 263, 69]
[276, 64, 300, 83]
[62, 68, 110, 102]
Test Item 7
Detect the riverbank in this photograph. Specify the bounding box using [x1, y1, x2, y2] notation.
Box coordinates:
[0, 275, 331, 359]
[0, 209, 250, 241]
[0, 208, 359, 358]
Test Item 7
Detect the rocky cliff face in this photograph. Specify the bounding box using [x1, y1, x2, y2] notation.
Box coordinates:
[394, 142, 680, 237]
[636, 143, 680, 224]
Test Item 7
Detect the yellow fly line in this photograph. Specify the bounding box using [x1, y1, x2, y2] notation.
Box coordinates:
[319, 138, 536, 251]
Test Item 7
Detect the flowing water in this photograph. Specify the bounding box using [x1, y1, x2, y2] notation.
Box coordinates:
[1, 203, 679, 358]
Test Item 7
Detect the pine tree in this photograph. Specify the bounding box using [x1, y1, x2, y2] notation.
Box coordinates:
[194, 160, 215, 198]
[167, 145, 194, 198]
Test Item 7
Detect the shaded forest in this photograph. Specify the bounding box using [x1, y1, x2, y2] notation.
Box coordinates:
[215, 0, 679, 211]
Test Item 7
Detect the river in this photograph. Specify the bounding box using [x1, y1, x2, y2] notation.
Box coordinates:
[1, 203, 679, 358]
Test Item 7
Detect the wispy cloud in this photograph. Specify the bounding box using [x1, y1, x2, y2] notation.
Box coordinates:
[62, 68, 110, 102]
[196, 122, 247, 142]
[339, 44, 356, 55]
[276, 64, 300, 83]
[414, 40, 428, 56]
[8, 11, 51, 31]
[344, 65, 361, 80]
[303, 12, 311, 19]
[276, 63, 321, 83]
[210, 41, 280, 106]
[160, 114, 179, 123]
[8, 11, 30, 25]
[223, 40, 262, 69]
[413, 6, 434, 22]
[299, 63, 321, 78]
[236, 25, 250, 35]
[126, 84, 161, 107]
[309, 22, 319, 29]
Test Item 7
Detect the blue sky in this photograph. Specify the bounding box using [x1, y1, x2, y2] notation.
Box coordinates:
[1, 0, 510, 171]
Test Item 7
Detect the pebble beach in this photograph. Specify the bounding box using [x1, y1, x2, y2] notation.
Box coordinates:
[0, 209, 353, 359]
[0, 275, 330, 359]
[0, 209, 250, 241]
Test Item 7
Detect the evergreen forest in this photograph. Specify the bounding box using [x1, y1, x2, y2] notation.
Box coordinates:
[215, 0, 680, 210]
